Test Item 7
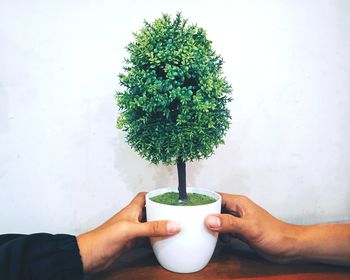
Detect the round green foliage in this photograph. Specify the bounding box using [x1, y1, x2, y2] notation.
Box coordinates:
[116, 13, 232, 164]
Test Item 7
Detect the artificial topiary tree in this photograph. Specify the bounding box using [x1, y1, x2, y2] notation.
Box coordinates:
[116, 13, 232, 202]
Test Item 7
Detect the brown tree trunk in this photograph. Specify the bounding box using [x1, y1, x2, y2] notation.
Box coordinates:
[177, 160, 188, 202]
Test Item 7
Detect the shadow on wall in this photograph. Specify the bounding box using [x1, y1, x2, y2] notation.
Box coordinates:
[113, 129, 204, 193]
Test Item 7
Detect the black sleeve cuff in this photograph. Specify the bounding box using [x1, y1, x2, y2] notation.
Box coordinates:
[0, 233, 84, 280]
[56, 234, 84, 280]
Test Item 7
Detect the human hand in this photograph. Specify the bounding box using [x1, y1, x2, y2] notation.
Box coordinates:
[205, 193, 301, 263]
[77, 192, 181, 273]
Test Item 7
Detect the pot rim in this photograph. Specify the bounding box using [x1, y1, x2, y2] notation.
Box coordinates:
[146, 187, 221, 208]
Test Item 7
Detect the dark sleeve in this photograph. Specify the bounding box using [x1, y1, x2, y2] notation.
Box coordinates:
[0, 233, 83, 280]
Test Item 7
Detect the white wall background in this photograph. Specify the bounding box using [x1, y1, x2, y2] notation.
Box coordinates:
[0, 0, 349, 234]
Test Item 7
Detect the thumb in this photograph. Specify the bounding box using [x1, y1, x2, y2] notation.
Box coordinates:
[205, 214, 244, 234]
[131, 220, 182, 238]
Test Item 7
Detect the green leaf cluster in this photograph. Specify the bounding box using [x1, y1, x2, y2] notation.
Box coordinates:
[116, 13, 232, 164]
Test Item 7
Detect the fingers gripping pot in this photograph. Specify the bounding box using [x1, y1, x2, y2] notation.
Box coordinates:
[146, 187, 221, 273]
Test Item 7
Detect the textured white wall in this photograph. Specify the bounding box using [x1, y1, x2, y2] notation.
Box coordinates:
[0, 0, 349, 234]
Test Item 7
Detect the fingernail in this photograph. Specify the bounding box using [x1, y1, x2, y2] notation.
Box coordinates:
[167, 221, 182, 233]
[207, 215, 221, 228]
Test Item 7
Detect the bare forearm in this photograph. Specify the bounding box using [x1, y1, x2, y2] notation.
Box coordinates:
[295, 223, 350, 266]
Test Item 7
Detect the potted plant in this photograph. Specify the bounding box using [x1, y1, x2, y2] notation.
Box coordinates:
[116, 13, 232, 273]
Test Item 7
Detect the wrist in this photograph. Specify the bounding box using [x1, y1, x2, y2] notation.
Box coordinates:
[281, 223, 326, 264]
[277, 222, 306, 263]
[77, 232, 94, 273]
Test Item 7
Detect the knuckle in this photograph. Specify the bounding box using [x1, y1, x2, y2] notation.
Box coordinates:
[222, 215, 235, 228]
[117, 221, 130, 236]
[221, 214, 243, 234]
[238, 195, 249, 201]
[237, 195, 252, 205]
[247, 219, 262, 239]
[137, 192, 146, 197]
[151, 222, 163, 234]
[227, 217, 236, 228]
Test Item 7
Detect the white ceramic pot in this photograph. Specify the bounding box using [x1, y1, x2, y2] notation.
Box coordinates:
[145, 187, 221, 273]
